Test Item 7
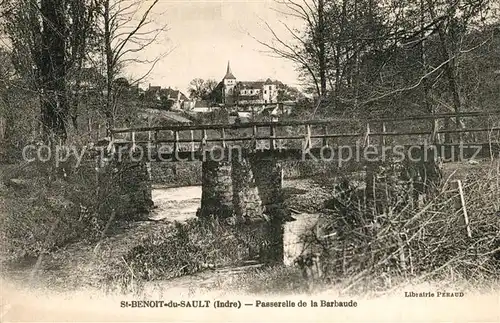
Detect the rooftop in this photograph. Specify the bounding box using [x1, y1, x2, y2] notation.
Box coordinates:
[223, 61, 236, 80]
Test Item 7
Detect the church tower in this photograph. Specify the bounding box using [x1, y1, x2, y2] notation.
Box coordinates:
[223, 61, 236, 104]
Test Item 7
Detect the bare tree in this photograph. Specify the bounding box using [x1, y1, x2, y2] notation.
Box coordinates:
[67, 0, 100, 132]
[256, 0, 328, 100]
[424, 0, 491, 141]
[96, 0, 169, 135]
[257, 0, 496, 122]
[188, 78, 218, 100]
[2, 0, 99, 143]
[255, 0, 384, 115]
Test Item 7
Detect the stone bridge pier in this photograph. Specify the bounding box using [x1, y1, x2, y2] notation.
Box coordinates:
[198, 150, 287, 265]
[97, 153, 153, 220]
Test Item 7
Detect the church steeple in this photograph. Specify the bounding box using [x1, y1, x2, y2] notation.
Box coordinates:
[224, 61, 236, 80]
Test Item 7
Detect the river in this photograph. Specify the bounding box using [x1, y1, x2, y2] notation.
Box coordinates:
[149, 180, 330, 267]
[150, 185, 201, 222]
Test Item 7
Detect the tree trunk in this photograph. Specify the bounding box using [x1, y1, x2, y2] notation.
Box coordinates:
[426, 0, 464, 143]
[39, 0, 68, 144]
[104, 0, 114, 137]
[420, 0, 437, 143]
[317, 0, 327, 98]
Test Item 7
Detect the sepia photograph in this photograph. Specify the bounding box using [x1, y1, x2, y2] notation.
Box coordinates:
[0, 0, 499, 321]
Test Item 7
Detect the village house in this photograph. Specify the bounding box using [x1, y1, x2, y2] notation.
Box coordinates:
[144, 84, 189, 111]
[212, 62, 283, 107]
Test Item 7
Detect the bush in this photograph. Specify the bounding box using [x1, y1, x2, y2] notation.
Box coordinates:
[0, 176, 94, 261]
[305, 160, 499, 293]
[99, 217, 276, 293]
[0, 158, 138, 263]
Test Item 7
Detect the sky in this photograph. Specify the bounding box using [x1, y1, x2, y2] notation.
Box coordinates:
[123, 0, 304, 94]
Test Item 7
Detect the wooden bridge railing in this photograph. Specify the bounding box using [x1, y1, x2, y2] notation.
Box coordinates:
[109, 110, 500, 153]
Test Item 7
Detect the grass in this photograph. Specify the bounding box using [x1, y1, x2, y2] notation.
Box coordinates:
[301, 159, 499, 294]
[1, 157, 498, 298]
[97, 160, 499, 297]
[210, 265, 310, 295]
[95, 218, 277, 294]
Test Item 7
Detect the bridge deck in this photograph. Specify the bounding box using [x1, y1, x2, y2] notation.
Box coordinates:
[106, 110, 500, 162]
[109, 143, 498, 163]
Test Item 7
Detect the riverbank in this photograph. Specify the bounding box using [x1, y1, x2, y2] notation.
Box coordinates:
[1, 178, 332, 294]
[1, 161, 498, 304]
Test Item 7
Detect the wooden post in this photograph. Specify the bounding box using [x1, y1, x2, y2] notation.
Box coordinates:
[304, 124, 312, 152]
[200, 129, 207, 153]
[148, 116, 152, 142]
[488, 118, 494, 162]
[174, 130, 179, 154]
[252, 125, 258, 150]
[87, 116, 92, 141]
[456, 180, 472, 238]
[270, 125, 276, 150]
[131, 131, 136, 151]
[497, 161, 500, 201]
[430, 116, 438, 144]
[380, 122, 386, 146]
[108, 130, 115, 154]
[322, 125, 328, 147]
[342, 242, 347, 276]
[221, 127, 226, 149]
[190, 130, 195, 152]
[444, 117, 451, 144]
[396, 234, 407, 276]
[154, 130, 159, 152]
[365, 122, 370, 146]
[0, 117, 5, 141]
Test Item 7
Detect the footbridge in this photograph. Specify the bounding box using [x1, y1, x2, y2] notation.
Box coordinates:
[109, 110, 500, 161]
[100, 110, 500, 265]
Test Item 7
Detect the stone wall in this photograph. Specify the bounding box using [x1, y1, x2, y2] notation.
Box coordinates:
[252, 158, 283, 207]
[199, 160, 233, 219]
[199, 153, 286, 264]
[117, 159, 152, 217]
[199, 154, 284, 222]
[231, 154, 263, 222]
[97, 156, 153, 220]
[150, 162, 202, 187]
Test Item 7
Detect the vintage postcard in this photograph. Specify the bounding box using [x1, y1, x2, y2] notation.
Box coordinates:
[0, 0, 499, 321]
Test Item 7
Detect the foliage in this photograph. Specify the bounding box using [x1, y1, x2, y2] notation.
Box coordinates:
[188, 78, 219, 100]
[306, 161, 499, 293]
[99, 218, 273, 293]
[265, 0, 500, 119]
[0, 157, 146, 263]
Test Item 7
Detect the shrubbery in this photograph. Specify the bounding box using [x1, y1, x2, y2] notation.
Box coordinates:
[0, 158, 132, 263]
[98, 218, 275, 293]
[304, 160, 499, 292]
